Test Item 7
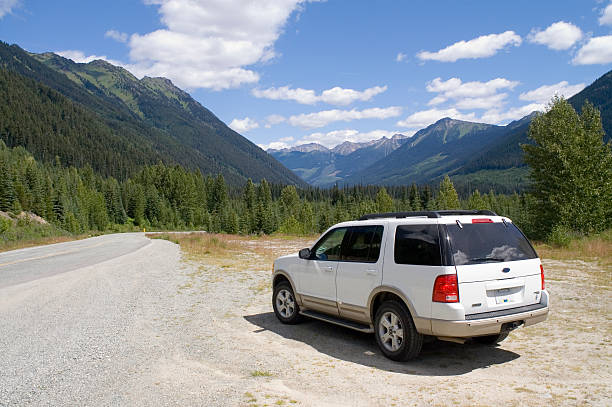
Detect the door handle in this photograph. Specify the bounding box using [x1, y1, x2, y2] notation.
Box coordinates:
[366, 269, 378, 275]
[323, 266, 334, 272]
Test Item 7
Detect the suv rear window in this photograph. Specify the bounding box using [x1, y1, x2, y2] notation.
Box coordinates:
[394, 225, 442, 266]
[446, 222, 537, 265]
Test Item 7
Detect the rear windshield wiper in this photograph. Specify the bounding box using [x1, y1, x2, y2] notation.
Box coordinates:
[469, 257, 506, 263]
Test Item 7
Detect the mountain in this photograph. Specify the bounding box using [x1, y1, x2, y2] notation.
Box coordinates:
[342, 69, 612, 192]
[268, 134, 410, 186]
[343, 119, 506, 186]
[0, 42, 304, 186]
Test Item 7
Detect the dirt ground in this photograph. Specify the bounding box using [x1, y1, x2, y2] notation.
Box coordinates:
[165, 234, 611, 407]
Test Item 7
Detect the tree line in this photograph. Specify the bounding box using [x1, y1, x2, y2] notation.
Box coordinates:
[1, 98, 610, 242]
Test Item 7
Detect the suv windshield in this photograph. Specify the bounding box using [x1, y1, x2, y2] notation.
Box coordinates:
[446, 222, 537, 265]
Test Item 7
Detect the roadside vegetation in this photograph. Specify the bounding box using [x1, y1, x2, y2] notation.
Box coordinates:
[1, 98, 610, 251]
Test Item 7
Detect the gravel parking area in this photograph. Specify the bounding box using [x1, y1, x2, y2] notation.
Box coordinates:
[0, 234, 610, 406]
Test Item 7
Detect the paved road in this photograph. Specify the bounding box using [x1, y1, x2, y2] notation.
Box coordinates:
[0, 234, 151, 289]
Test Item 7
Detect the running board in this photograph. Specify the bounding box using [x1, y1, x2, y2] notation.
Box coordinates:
[299, 310, 373, 333]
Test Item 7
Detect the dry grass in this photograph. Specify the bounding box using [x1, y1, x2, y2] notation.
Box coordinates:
[0, 234, 88, 253]
[534, 229, 612, 269]
[148, 232, 316, 266]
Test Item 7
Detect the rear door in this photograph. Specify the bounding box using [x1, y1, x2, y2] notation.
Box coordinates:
[445, 221, 542, 316]
[336, 225, 385, 321]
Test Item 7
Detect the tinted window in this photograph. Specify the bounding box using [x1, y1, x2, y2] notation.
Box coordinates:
[313, 228, 348, 261]
[394, 225, 442, 266]
[342, 226, 384, 263]
[446, 222, 537, 265]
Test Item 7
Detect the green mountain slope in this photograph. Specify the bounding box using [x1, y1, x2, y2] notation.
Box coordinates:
[0, 68, 163, 178]
[0, 42, 304, 186]
[343, 119, 505, 185]
[458, 70, 612, 179]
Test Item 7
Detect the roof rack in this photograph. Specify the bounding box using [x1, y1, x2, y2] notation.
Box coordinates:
[358, 210, 498, 220]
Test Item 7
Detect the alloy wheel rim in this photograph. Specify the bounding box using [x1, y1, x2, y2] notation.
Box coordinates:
[378, 311, 404, 352]
[276, 289, 296, 318]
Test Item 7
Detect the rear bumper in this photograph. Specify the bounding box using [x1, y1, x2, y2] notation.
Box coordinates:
[431, 300, 549, 338]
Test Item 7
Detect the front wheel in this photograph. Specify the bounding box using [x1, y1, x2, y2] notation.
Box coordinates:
[374, 301, 423, 361]
[272, 282, 302, 324]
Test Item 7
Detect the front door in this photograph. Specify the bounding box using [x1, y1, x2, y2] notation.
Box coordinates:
[297, 227, 348, 316]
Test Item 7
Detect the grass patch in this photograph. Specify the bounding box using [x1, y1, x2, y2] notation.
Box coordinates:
[534, 229, 612, 268]
[250, 370, 274, 377]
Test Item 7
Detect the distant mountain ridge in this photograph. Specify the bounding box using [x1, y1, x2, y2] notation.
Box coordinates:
[268, 134, 410, 186]
[0, 42, 304, 186]
[271, 68, 611, 192]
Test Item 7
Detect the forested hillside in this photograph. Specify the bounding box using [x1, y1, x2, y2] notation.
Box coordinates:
[0, 42, 304, 186]
[0, 141, 532, 237]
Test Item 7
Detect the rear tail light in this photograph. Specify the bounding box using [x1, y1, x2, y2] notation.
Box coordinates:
[472, 218, 493, 223]
[540, 264, 545, 290]
[433, 274, 459, 303]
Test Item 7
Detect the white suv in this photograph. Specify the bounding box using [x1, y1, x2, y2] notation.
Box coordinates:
[272, 210, 549, 361]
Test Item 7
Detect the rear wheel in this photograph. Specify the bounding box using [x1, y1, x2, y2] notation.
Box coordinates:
[374, 301, 423, 361]
[272, 282, 302, 324]
[474, 331, 509, 345]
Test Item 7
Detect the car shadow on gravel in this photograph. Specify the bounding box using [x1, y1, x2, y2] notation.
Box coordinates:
[244, 312, 520, 376]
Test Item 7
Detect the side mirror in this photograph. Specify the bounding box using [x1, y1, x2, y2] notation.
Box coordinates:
[298, 248, 311, 260]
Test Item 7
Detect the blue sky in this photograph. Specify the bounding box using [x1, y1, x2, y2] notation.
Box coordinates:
[1, 0, 612, 150]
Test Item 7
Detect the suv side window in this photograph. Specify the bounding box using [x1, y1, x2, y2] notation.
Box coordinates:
[312, 227, 348, 261]
[342, 225, 384, 263]
[394, 224, 442, 266]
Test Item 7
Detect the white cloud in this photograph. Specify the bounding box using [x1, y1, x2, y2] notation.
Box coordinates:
[454, 93, 508, 110]
[288, 106, 402, 129]
[573, 35, 612, 65]
[55, 50, 123, 66]
[298, 129, 402, 148]
[417, 31, 522, 62]
[264, 114, 286, 128]
[528, 21, 582, 50]
[252, 85, 387, 106]
[105, 30, 128, 43]
[258, 136, 294, 150]
[599, 2, 612, 26]
[519, 81, 586, 104]
[229, 117, 259, 133]
[0, 0, 18, 18]
[396, 52, 407, 62]
[396, 108, 477, 128]
[425, 77, 519, 110]
[118, 0, 320, 90]
[480, 103, 544, 124]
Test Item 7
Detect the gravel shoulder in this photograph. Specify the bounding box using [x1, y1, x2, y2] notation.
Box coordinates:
[0, 234, 610, 406]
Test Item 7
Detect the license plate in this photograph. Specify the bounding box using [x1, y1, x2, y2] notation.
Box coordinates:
[495, 288, 512, 304]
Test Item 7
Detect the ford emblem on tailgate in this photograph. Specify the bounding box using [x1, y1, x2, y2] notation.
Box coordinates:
[502, 267, 510, 273]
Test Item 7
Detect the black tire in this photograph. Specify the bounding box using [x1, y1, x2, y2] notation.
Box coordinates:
[272, 282, 302, 324]
[374, 301, 423, 361]
[473, 331, 509, 345]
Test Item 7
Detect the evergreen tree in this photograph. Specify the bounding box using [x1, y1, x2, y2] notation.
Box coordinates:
[375, 187, 394, 213]
[0, 159, 15, 211]
[409, 183, 422, 211]
[523, 98, 612, 236]
[436, 176, 460, 209]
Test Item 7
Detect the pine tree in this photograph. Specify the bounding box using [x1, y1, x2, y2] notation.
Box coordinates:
[0, 159, 16, 211]
[436, 176, 460, 209]
[409, 183, 422, 211]
[375, 187, 394, 213]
